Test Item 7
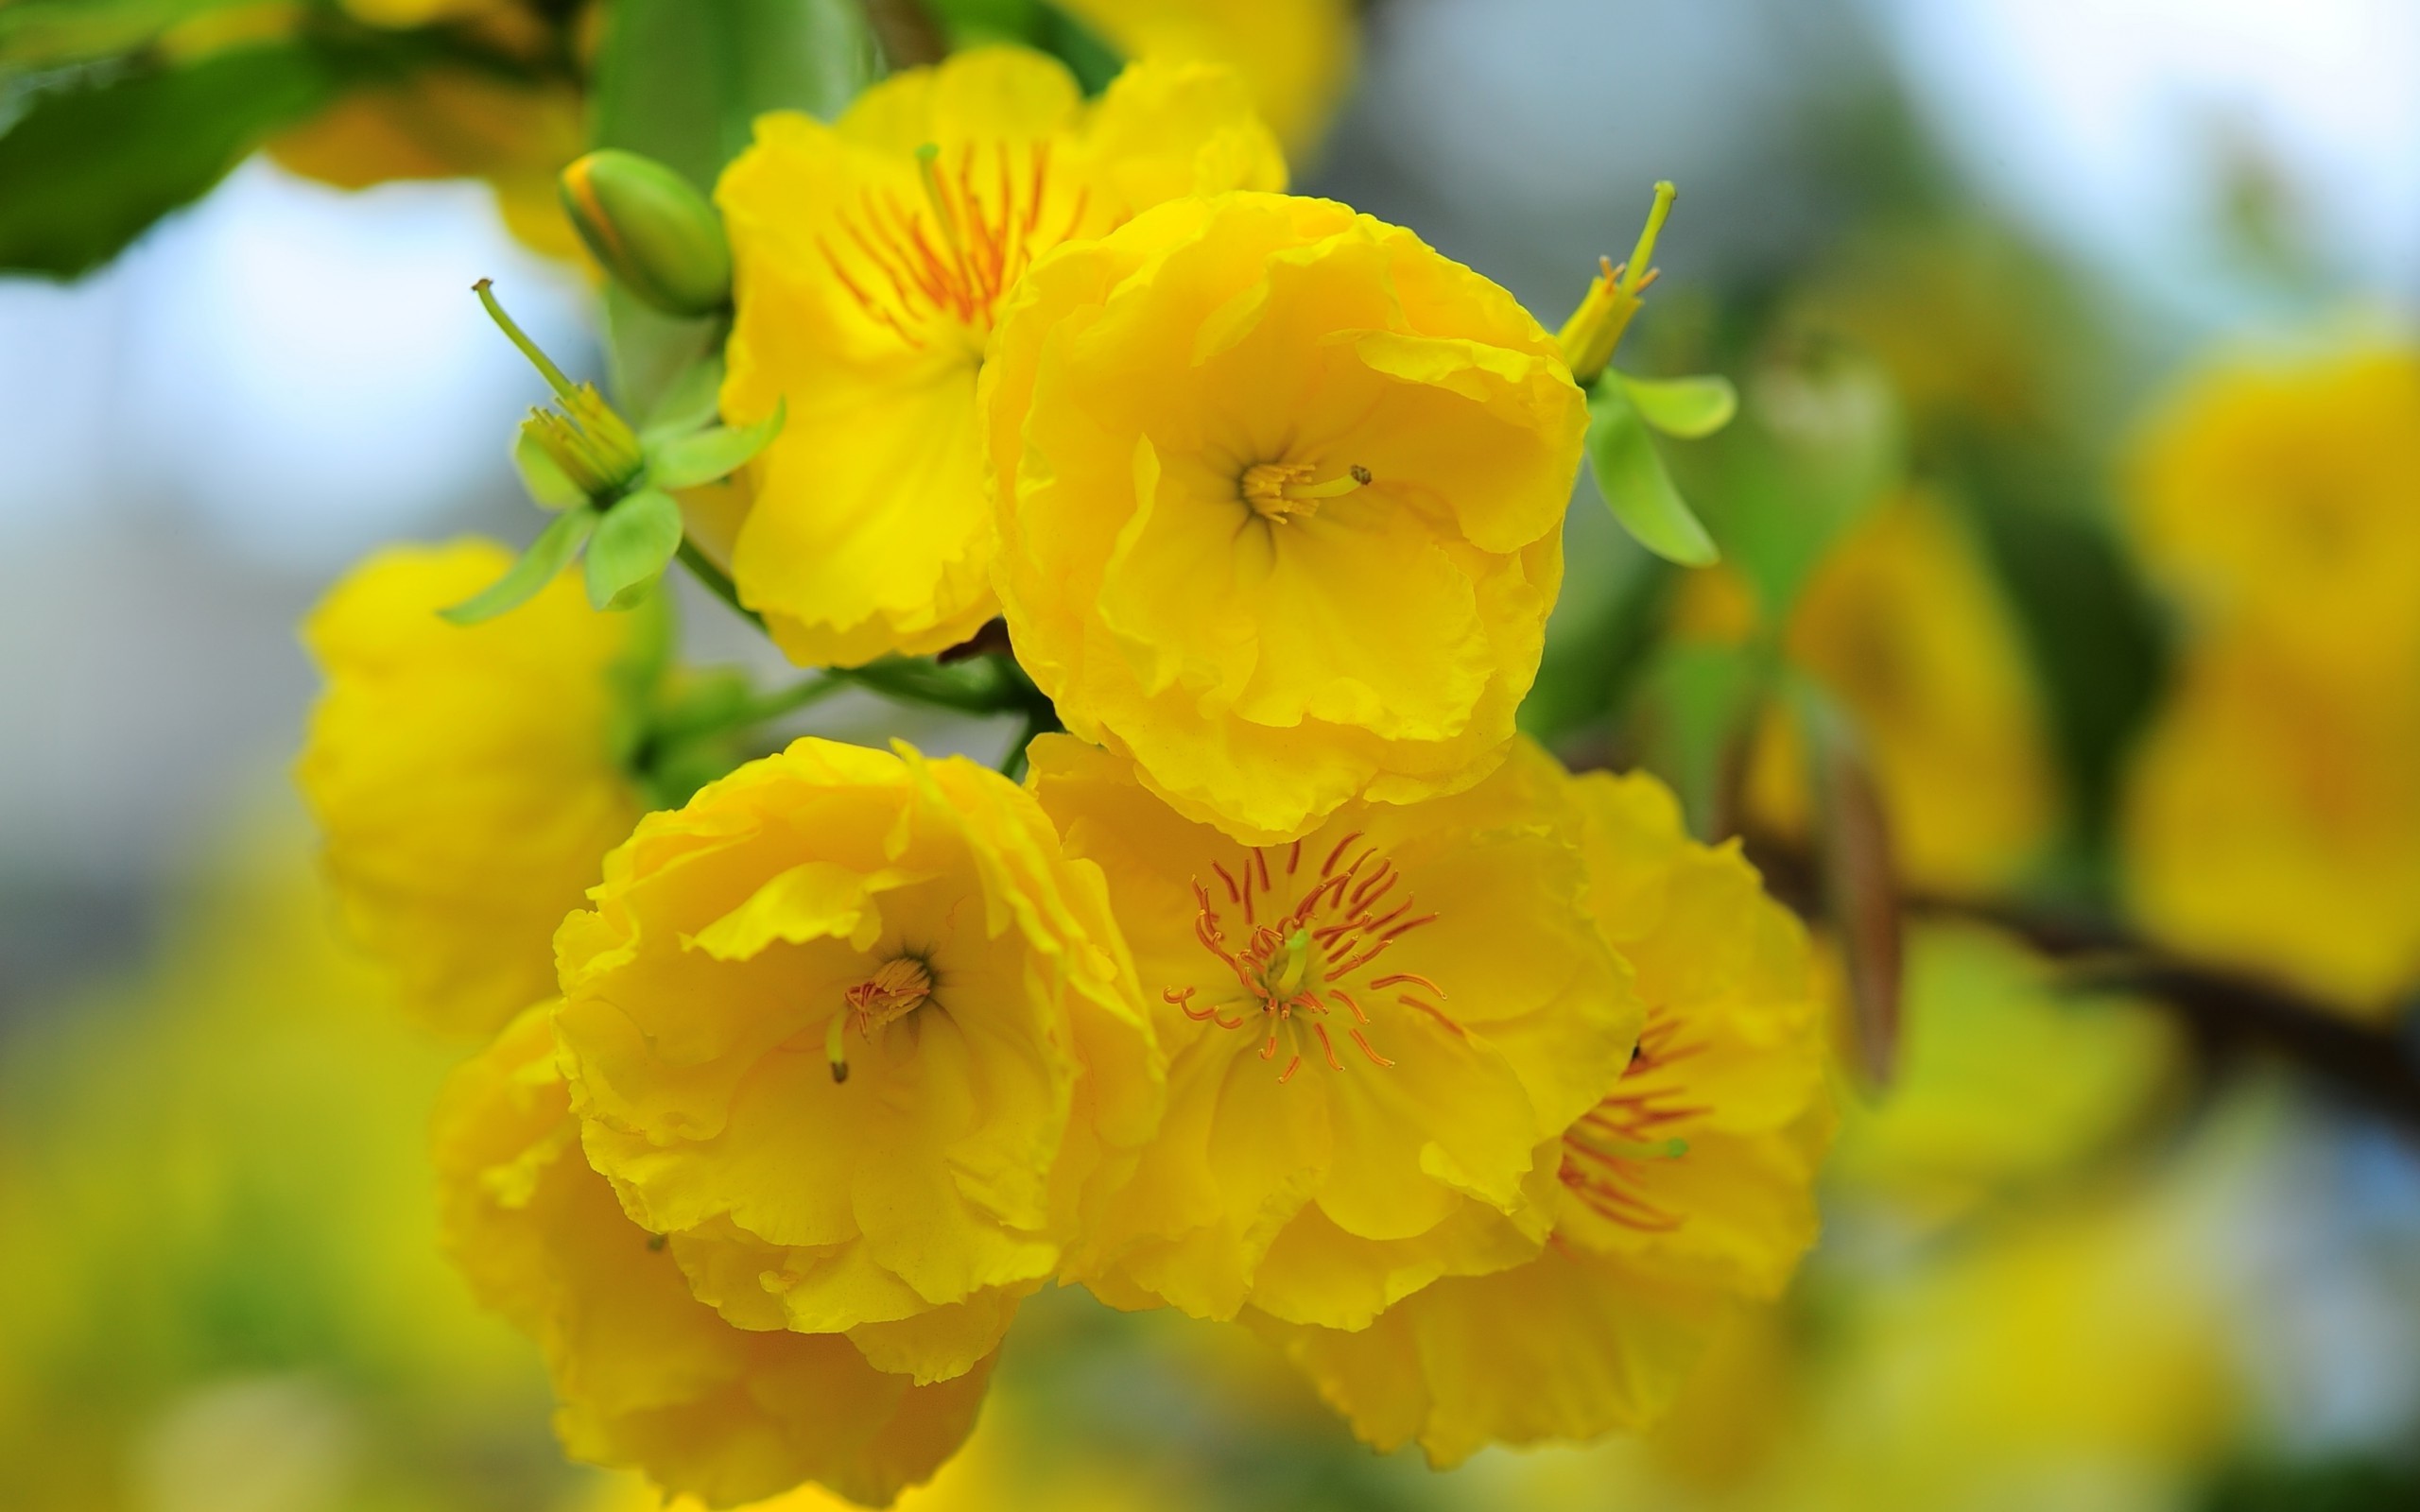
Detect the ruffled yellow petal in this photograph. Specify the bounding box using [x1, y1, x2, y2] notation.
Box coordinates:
[988, 194, 1583, 842]
[555, 738, 1159, 1383]
[1251, 764, 1830, 1464]
[434, 1005, 993, 1507]
[1028, 732, 1637, 1329]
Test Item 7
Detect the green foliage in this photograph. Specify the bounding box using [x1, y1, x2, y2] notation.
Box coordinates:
[0, 42, 337, 278]
[1585, 376, 1720, 567]
[0, 0, 250, 69]
[584, 489, 685, 610]
[1619, 371, 1738, 438]
[648, 397, 785, 489]
[919, 0, 1123, 94]
[2204, 1459, 2420, 1512]
[590, 0, 875, 192]
[439, 507, 596, 626]
[1954, 450, 2169, 869]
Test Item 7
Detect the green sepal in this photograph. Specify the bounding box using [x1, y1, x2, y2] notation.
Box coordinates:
[586, 489, 685, 610]
[512, 425, 591, 509]
[1619, 371, 1738, 438]
[1586, 377, 1719, 567]
[441, 507, 599, 625]
[647, 398, 785, 490]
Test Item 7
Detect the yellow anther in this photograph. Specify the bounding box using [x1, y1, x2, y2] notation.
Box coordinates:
[830, 955, 936, 1083]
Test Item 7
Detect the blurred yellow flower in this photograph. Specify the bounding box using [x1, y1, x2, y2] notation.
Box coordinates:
[716, 46, 1285, 667]
[2130, 344, 2420, 671]
[1687, 491, 2058, 893]
[554, 737, 1159, 1383]
[2124, 638, 2420, 1016]
[1253, 768, 1830, 1465]
[0, 830, 573, 1511]
[1057, 0, 1357, 160]
[269, 2, 589, 265]
[988, 193, 1587, 844]
[1027, 734, 1639, 1330]
[437, 1005, 992, 1508]
[1825, 923, 2181, 1222]
[297, 540, 643, 1038]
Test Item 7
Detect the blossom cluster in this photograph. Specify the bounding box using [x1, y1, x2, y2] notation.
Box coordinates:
[298, 43, 1832, 1509]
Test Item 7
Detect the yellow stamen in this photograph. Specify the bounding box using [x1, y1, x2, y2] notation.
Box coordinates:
[913, 142, 963, 256]
[830, 955, 935, 1083]
[1240, 461, 1371, 523]
[1555, 180, 1676, 384]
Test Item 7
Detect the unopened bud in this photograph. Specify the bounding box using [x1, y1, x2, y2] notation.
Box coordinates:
[561, 149, 733, 318]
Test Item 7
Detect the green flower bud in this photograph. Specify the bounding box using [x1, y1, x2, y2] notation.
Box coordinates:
[560, 149, 733, 318]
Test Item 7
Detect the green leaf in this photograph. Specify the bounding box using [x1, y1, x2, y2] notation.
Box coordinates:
[647, 398, 785, 489]
[0, 43, 338, 278]
[0, 0, 250, 69]
[585, 489, 685, 610]
[1586, 378, 1720, 567]
[640, 349, 728, 440]
[591, 0, 875, 192]
[511, 427, 589, 509]
[919, 0, 1124, 93]
[1618, 371, 1737, 438]
[441, 507, 598, 625]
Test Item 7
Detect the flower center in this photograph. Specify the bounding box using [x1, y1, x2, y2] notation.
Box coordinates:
[827, 954, 934, 1083]
[1167, 833, 1446, 1084]
[1239, 461, 1372, 524]
[1558, 1015, 1703, 1230]
[818, 140, 1090, 355]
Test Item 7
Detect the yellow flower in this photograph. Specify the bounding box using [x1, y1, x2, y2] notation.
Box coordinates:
[2124, 636, 2420, 1016]
[1056, 0, 1358, 161]
[1026, 733, 1640, 1331]
[267, 9, 588, 262]
[988, 193, 1587, 844]
[715, 47, 1285, 668]
[1685, 491, 2058, 893]
[1252, 767, 1830, 1466]
[436, 1005, 993, 1508]
[2130, 344, 2420, 671]
[297, 540, 643, 1037]
[554, 737, 1159, 1384]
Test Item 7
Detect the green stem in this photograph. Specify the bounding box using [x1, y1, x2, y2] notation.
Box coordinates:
[734, 673, 847, 727]
[676, 540, 768, 634]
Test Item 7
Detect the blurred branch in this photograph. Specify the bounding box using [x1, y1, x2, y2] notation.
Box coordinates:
[1741, 835, 2420, 1132]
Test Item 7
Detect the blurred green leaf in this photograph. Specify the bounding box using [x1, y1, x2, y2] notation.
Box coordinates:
[1633, 640, 1766, 836]
[0, 43, 337, 278]
[1519, 528, 1672, 748]
[0, 0, 247, 68]
[919, 0, 1123, 93]
[591, 0, 875, 192]
[1586, 377, 1720, 567]
[1619, 371, 1737, 438]
[441, 507, 597, 626]
[639, 348, 728, 440]
[648, 398, 784, 489]
[1952, 439, 2169, 866]
[585, 489, 684, 610]
[511, 427, 589, 509]
[1708, 348, 1903, 622]
[590, 0, 870, 415]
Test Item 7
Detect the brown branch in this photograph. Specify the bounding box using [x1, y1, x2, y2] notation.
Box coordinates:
[1740, 835, 2420, 1133]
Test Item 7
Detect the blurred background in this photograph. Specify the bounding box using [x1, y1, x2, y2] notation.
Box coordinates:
[5, 0, 2419, 1508]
